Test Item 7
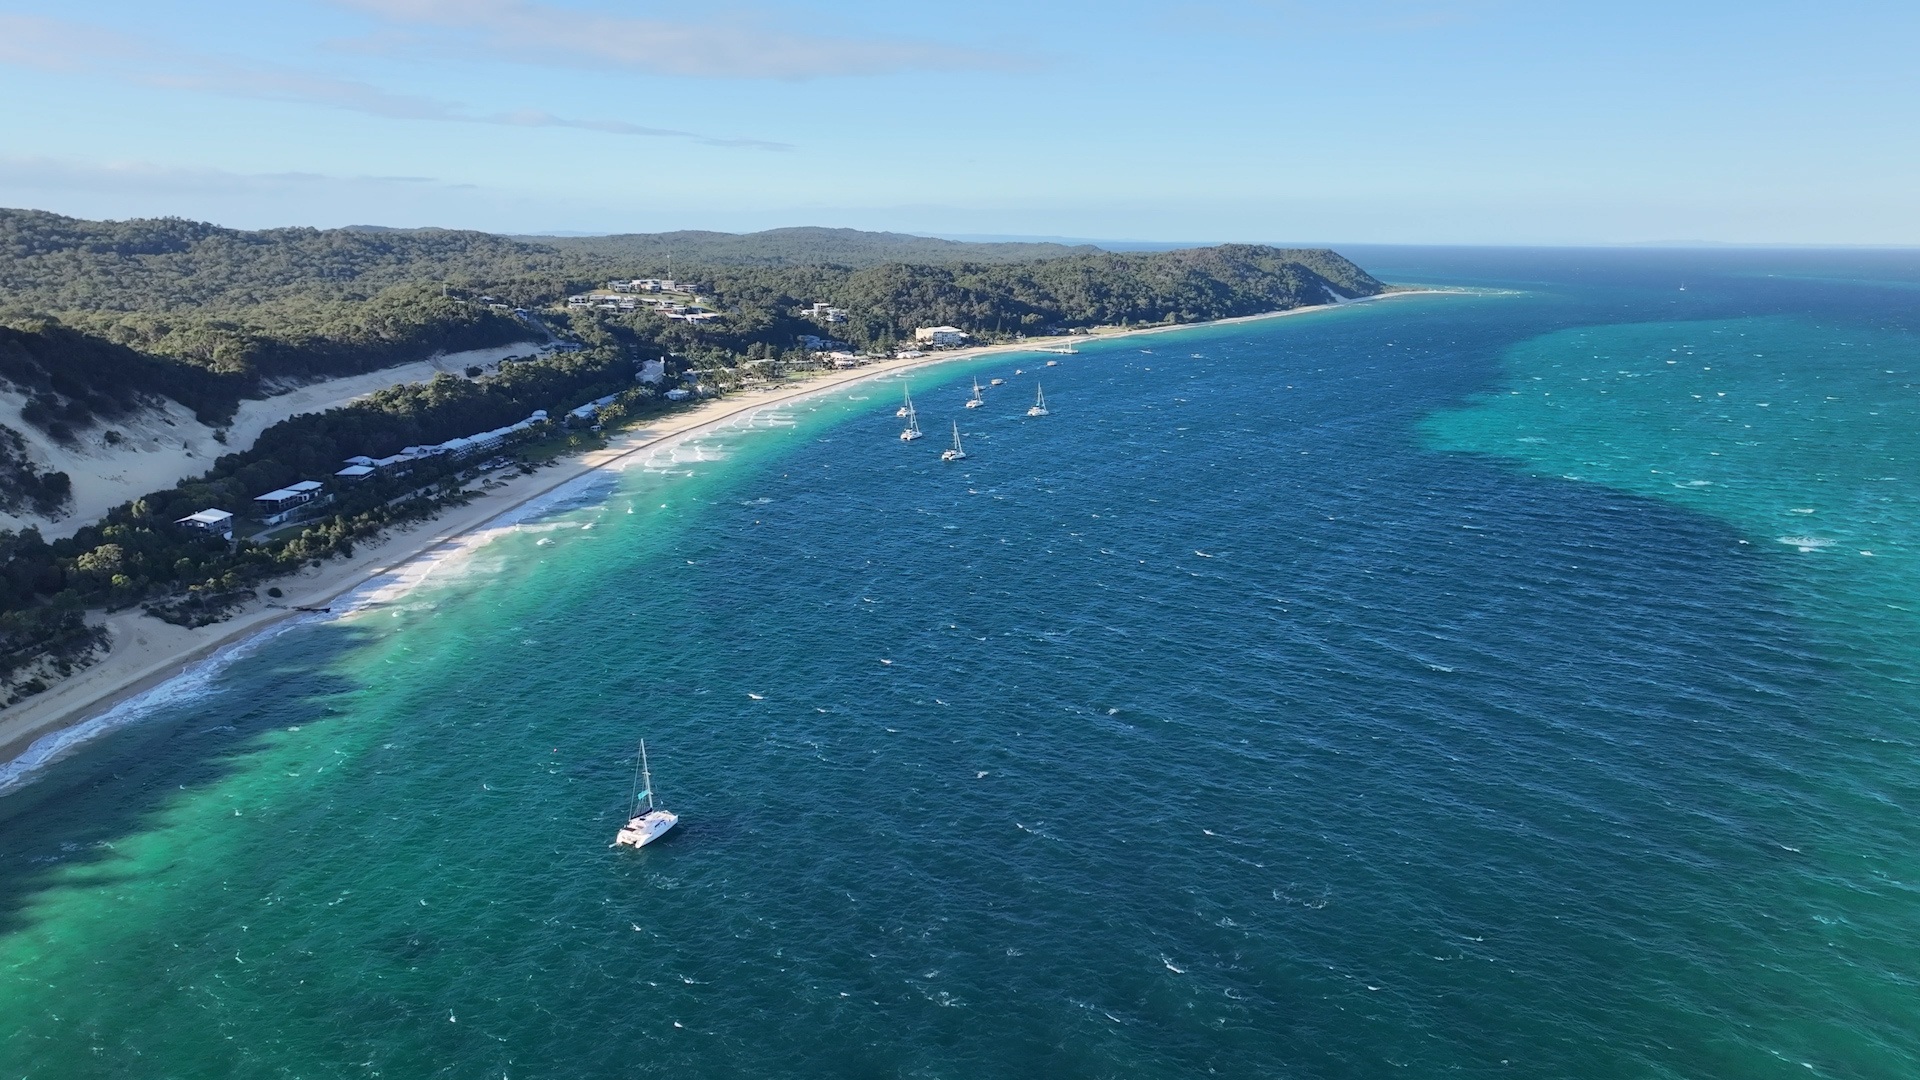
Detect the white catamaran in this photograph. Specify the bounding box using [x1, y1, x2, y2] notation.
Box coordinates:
[942, 421, 968, 462]
[896, 385, 912, 417]
[1027, 384, 1049, 417]
[612, 740, 678, 849]
[900, 388, 925, 441]
[965, 378, 985, 408]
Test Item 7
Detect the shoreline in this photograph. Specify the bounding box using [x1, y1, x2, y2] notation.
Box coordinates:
[0, 289, 1432, 785]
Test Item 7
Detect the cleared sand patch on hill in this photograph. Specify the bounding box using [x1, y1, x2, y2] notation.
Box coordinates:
[0, 342, 543, 539]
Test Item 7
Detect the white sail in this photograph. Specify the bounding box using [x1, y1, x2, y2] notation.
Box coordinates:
[1027, 384, 1049, 417]
[900, 388, 924, 440]
[942, 421, 967, 461]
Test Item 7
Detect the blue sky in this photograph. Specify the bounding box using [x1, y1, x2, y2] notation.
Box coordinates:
[0, 0, 1915, 244]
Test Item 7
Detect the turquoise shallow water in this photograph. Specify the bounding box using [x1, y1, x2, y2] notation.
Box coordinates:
[4, 250, 1920, 1078]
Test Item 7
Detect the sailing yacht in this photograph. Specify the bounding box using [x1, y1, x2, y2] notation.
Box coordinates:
[942, 422, 968, 462]
[896, 386, 911, 417]
[900, 389, 925, 440]
[966, 378, 984, 408]
[612, 740, 678, 849]
[1027, 385, 1049, 417]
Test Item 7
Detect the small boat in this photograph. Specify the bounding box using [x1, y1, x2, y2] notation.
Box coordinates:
[1045, 360, 1058, 367]
[941, 422, 968, 462]
[896, 386, 911, 417]
[965, 378, 984, 408]
[612, 740, 678, 849]
[900, 389, 925, 441]
[1027, 385, 1049, 417]
[989, 378, 1004, 386]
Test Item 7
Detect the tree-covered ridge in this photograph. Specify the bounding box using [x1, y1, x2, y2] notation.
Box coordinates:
[823, 244, 1381, 341]
[0, 210, 546, 310]
[0, 209, 542, 394]
[0, 211, 1098, 317]
[521, 227, 1102, 268]
[0, 209, 1383, 448]
[579, 244, 1385, 357]
[0, 207, 1381, 430]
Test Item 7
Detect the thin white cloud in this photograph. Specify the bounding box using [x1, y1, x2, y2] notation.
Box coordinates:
[0, 155, 542, 229]
[330, 0, 1005, 79]
[0, 14, 789, 149]
[0, 155, 447, 197]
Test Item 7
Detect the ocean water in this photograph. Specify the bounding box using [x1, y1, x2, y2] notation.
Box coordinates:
[3, 249, 1920, 1078]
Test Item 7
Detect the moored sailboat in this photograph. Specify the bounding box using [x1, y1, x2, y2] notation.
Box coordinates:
[612, 740, 678, 849]
[1027, 384, 1049, 417]
[900, 389, 925, 440]
[942, 422, 968, 462]
[966, 378, 984, 408]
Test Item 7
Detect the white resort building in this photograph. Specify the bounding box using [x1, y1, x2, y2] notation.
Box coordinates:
[176, 509, 235, 539]
[253, 480, 327, 525]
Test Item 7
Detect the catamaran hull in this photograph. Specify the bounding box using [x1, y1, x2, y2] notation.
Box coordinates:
[613, 810, 679, 848]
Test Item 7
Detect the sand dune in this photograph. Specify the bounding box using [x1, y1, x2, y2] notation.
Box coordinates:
[0, 342, 542, 539]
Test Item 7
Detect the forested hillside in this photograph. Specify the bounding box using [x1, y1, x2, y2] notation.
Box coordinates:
[563, 243, 1384, 360]
[1, 210, 538, 390]
[521, 227, 1100, 267]
[0, 209, 1382, 426]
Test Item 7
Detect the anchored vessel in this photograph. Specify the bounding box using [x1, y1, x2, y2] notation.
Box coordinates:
[966, 378, 985, 408]
[942, 421, 968, 462]
[612, 740, 678, 849]
[900, 389, 925, 441]
[1027, 385, 1049, 417]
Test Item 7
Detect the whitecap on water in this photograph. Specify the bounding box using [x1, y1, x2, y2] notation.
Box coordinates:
[0, 617, 308, 795]
[1777, 536, 1835, 552]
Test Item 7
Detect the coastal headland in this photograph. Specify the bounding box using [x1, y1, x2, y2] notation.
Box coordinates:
[0, 291, 1427, 786]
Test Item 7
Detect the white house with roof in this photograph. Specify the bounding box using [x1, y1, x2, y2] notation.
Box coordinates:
[568, 394, 621, 425]
[914, 326, 969, 347]
[176, 509, 234, 539]
[254, 480, 327, 525]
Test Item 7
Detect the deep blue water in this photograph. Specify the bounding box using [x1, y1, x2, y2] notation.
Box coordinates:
[2, 249, 1919, 1078]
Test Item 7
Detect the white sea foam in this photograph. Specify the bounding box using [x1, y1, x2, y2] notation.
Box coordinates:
[0, 617, 312, 796]
[1777, 535, 1835, 552]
